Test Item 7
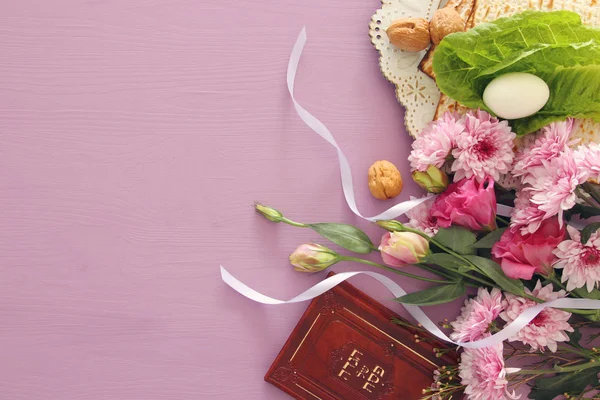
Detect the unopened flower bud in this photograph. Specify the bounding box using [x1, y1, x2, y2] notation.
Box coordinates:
[255, 203, 284, 222]
[289, 243, 340, 273]
[375, 220, 406, 232]
[379, 232, 430, 267]
[412, 165, 449, 193]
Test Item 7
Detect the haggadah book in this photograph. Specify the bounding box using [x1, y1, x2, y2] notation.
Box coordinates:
[265, 273, 459, 400]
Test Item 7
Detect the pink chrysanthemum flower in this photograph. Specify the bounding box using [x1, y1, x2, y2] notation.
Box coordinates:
[523, 150, 588, 222]
[513, 119, 578, 178]
[554, 225, 600, 292]
[459, 343, 520, 400]
[404, 197, 439, 237]
[500, 281, 573, 352]
[575, 143, 600, 183]
[408, 112, 465, 172]
[450, 288, 504, 343]
[509, 190, 546, 235]
[451, 110, 515, 182]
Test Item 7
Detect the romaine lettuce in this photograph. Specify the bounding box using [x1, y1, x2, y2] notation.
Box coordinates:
[432, 11, 600, 135]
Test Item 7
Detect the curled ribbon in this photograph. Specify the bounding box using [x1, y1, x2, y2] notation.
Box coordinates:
[221, 267, 600, 349]
[221, 266, 600, 349]
[287, 27, 432, 221]
[220, 27, 600, 349]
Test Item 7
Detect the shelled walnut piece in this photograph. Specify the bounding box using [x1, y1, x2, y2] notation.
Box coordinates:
[385, 7, 464, 51]
[368, 160, 403, 200]
[385, 18, 431, 52]
[430, 7, 465, 44]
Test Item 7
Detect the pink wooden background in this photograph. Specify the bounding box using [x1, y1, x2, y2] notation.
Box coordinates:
[0, 0, 464, 398]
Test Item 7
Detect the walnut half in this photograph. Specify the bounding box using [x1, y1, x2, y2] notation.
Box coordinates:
[368, 160, 403, 200]
[430, 7, 465, 45]
[385, 18, 431, 52]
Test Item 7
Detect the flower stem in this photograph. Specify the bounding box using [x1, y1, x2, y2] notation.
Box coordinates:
[496, 215, 510, 226]
[512, 360, 600, 375]
[281, 217, 308, 228]
[576, 187, 600, 209]
[544, 272, 582, 298]
[339, 256, 453, 284]
[582, 182, 600, 206]
[416, 263, 461, 281]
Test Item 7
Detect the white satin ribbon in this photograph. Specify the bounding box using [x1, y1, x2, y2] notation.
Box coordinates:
[221, 266, 600, 349]
[287, 27, 432, 221]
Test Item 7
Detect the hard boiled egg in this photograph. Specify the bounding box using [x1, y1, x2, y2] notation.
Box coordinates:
[482, 72, 550, 120]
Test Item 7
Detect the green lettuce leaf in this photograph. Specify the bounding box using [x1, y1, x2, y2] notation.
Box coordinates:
[432, 10, 600, 135]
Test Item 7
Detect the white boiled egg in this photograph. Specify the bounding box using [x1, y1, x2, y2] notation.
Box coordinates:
[482, 72, 550, 120]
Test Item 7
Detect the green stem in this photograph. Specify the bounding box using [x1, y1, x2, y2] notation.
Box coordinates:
[496, 215, 510, 226]
[523, 293, 544, 304]
[545, 272, 569, 292]
[416, 263, 459, 281]
[512, 361, 600, 375]
[340, 256, 452, 284]
[576, 187, 600, 209]
[544, 272, 584, 300]
[416, 264, 483, 288]
[558, 344, 594, 359]
[281, 217, 308, 228]
[582, 182, 600, 206]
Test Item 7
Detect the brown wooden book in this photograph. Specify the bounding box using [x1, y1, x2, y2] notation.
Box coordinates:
[265, 272, 459, 399]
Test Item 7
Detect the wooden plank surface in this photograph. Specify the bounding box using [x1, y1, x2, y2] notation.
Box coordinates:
[0, 0, 460, 398]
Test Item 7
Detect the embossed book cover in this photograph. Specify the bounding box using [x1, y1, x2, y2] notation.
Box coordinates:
[265, 273, 459, 400]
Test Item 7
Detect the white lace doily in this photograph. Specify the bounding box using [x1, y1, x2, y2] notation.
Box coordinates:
[369, 0, 443, 138]
[368, 0, 524, 189]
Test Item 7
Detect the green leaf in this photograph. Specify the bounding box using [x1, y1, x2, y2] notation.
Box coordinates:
[472, 228, 507, 249]
[567, 327, 582, 348]
[433, 226, 477, 255]
[530, 368, 600, 400]
[573, 287, 600, 299]
[394, 281, 465, 306]
[309, 223, 374, 254]
[432, 10, 600, 135]
[457, 265, 472, 274]
[566, 204, 600, 220]
[464, 255, 525, 296]
[581, 222, 600, 244]
[423, 253, 470, 271]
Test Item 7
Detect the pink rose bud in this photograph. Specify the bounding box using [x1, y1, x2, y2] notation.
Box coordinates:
[491, 218, 565, 280]
[289, 243, 339, 273]
[412, 165, 449, 194]
[430, 176, 497, 231]
[379, 232, 430, 267]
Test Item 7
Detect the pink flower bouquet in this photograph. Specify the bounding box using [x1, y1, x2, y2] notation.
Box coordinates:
[255, 110, 600, 399]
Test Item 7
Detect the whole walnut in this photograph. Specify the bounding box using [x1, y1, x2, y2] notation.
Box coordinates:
[386, 18, 431, 52]
[430, 7, 465, 44]
[368, 160, 403, 200]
